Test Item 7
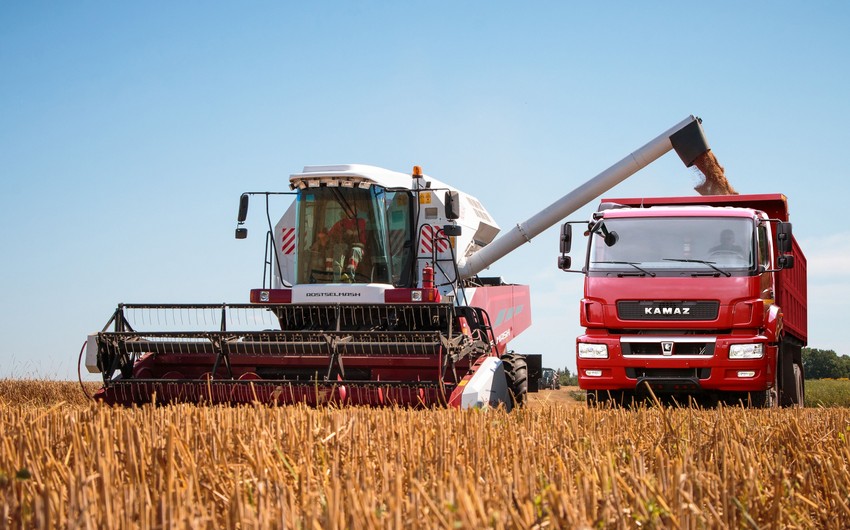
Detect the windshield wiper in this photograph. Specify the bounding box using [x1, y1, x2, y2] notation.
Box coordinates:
[592, 261, 656, 277]
[662, 258, 731, 277]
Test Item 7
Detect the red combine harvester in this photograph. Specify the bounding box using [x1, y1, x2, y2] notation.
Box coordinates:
[558, 194, 807, 407]
[84, 115, 715, 408]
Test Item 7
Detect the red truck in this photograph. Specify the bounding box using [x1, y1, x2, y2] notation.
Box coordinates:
[558, 193, 807, 407]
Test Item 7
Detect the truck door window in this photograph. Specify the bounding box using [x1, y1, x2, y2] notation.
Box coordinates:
[757, 224, 770, 269]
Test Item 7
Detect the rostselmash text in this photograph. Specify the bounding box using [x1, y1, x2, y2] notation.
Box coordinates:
[305, 292, 362, 297]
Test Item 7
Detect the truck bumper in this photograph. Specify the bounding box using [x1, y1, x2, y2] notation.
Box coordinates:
[576, 334, 777, 394]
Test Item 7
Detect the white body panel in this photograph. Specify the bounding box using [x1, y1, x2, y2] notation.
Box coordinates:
[460, 356, 512, 411]
[291, 283, 391, 304]
[86, 334, 100, 373]
[273, 201, 297, 288]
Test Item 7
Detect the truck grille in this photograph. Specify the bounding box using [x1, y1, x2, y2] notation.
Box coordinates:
[617, 301, 719, 320]
[625, 368, 711, 380]
[621, 340, 715, 357]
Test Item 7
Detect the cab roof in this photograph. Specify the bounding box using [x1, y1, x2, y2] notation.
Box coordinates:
[290, 164, 454, 191]
[599, 193, 791, 221]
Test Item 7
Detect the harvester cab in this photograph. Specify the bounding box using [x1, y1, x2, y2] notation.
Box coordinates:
[244, 164, 500, 306]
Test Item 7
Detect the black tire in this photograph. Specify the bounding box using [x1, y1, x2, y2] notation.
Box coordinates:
[501, 353, 528, 407]
[586, 389, 633, 408]
[586, 390, 609, 407]
[787, 362, 805, 407]
[779, 341, 804, 408]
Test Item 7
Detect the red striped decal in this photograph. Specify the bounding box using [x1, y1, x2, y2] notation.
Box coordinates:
[419, 225, 449, 254]
[281, 227, 295, 255]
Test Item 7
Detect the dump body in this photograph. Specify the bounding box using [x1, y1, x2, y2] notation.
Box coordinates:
[572, 193, 807, 405]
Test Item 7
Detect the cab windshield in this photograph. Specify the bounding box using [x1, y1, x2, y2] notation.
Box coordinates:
[295, 186, 413, 285]
[588, 217, 755, 275]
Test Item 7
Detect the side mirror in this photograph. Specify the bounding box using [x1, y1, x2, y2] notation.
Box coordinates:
[444, 191, 460, 220]
[443, 224, 462, 237]
[235, 194, 250, 239]
[237, 194, 250, 223]
[560, 223, 572, 253]
[558, 255, 572, 271]
[776, 222, 793, 254]
[778, 254, 795, 269]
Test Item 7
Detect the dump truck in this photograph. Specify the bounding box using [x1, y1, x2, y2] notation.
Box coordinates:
[558, 194, 807, 407]
[84, 115, 715, 408]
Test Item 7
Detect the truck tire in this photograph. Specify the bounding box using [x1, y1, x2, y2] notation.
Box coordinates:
[779, 341, 804, 408]
[586, 390, 610, 407]
[500, 353, 528, 407]
[586, 389, 632, 407]
[789, 362, 805, 407]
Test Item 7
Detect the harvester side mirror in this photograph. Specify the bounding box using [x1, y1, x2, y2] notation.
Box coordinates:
[237, 194, 250, 223]
[444, 191, 460, 220]
[776, 222, 793, 254]
[235, 194, 250, 239]
[443, 224, 462, 237]
[560, 223, 572, 253]
[558, 255, 572, 270]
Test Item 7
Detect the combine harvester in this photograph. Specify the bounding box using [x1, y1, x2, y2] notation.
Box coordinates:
[84, 115, 714, 407]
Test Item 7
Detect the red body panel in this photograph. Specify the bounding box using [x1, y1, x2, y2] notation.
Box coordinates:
[776, 237, 807, 343]
[468, 285, 532, 352]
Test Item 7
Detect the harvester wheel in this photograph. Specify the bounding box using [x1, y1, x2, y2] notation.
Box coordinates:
[500, 353, 528, 407]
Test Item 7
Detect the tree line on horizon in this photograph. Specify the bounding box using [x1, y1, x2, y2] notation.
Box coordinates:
[802, 348, 850, 379]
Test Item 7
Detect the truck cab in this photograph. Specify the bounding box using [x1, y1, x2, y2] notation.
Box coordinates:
[559, 194, 807, 407]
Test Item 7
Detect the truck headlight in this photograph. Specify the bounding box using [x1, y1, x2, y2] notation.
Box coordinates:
[578, 343, 608, 359]
[729, 343, 764, 359]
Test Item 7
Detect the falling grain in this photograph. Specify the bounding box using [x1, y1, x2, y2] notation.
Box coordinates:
[693, 150, 737, 195]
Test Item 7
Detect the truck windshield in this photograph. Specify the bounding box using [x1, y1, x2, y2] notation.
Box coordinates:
[295, 186, 413, 285]
[588, 217, 755, 275]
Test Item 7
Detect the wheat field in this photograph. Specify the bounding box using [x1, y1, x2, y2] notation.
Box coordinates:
[1, 380, 849, 529]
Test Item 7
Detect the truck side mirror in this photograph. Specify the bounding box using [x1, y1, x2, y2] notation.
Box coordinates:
[776, 222, 793, 254]
[444, 191, 460, 220]
[558, 255, 572, 270]
[778, 254, 795, 269]
[235, 194, 250, 239]
[560, 223, 572, 253]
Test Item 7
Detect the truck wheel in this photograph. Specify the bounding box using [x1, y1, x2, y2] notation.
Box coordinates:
[779, 343, 804, 408]
[586, 390, 606, 407]
[747, 389, 774, 408]
[586, 390, 632, 407]
[500, 353, 528, 407]
[790, 362, 805, 407]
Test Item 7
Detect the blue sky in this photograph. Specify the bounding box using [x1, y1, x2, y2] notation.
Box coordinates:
[2, 2, 848, 379]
